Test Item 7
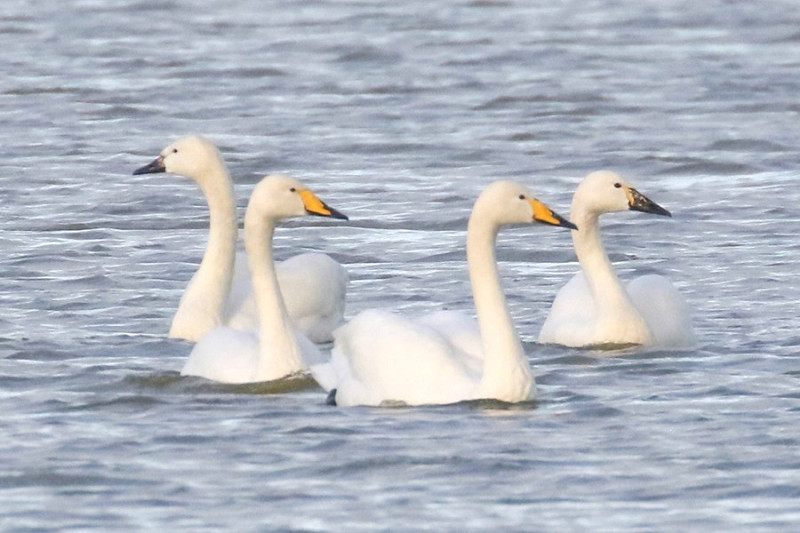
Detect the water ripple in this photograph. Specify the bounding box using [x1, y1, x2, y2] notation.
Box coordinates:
[2, 0, 800, 530]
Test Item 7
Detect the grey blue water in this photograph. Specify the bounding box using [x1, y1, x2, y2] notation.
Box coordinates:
[2, 1, 799, 531]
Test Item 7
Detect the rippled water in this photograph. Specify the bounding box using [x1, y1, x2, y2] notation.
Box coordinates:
[2, 0, 800, 530]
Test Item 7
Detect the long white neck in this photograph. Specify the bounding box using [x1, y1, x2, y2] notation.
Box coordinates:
[571, 209, 628, 306]
[571, 207, 652, 342]
[170, 161, 237, 339]
[469, 214, 534, 402]
[244, 214, 304, 381]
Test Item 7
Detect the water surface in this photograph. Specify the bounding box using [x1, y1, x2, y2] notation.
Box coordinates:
[2, 1, 799, 531]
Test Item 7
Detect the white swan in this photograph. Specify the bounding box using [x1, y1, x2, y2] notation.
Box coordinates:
[537, 170, 695, 348]
[311, 181, 577, 407]
[133, 136, 347, 343]
[180, 174, 348, 383]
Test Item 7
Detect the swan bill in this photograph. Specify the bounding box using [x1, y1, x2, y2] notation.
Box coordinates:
[626, 187, 671, 217]
[531, 199, 578, 230]
[133, 156, 166, 175]
[299, 190, 349, 220]
[325, 388, 338, 406]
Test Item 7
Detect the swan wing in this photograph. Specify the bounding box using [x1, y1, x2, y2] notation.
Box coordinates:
[627, 274, 696, 347]
[225, 252, 347, 344]
[312, 309, 479, 406]
[276, 253, 348, 343]
[181, 327, 260, 384]
[417, 310, 483, 373]
[537, 271, 597, 346]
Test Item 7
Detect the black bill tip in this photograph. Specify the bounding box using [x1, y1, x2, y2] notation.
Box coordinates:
[325, 388, 338, 406]
[628, 188, 672, 217]
[133, 156, 166, 175]
[557, 213, 579, 231]
[307, 203, 349, 221]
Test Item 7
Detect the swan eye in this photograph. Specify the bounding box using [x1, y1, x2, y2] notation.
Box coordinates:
[172, 148, 178, 154]
[518, 194, 526, 200]
[614, 182, 621, 188]
[289, 187, 297, 193]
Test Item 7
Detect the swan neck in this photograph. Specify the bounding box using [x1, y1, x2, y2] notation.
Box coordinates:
[178, 162, 238, 326]
[199, 162, 238, 269]
[571, 209, 630, 308]
[467, 214, 532, 400]
[244, 215, 303, 379]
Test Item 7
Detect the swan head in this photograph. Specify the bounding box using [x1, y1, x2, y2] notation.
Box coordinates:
[133, 135, 223, 180]
[573, 171, 671, 218]
[473, 180, 577, 230]
[246, 174, 348, 223]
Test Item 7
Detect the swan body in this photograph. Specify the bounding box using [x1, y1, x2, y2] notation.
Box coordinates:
[133, 136, 347, 343]
[311, 180, 577, 407]
[537, 171, 695, 348]
[181, 174, 348, 383]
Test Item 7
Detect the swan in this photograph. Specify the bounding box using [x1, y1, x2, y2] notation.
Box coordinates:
[537, 170, 695, 348]
[310, 180, 577, 407]
[180, 174, 348, 383]
[133, 136, 348, 343]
